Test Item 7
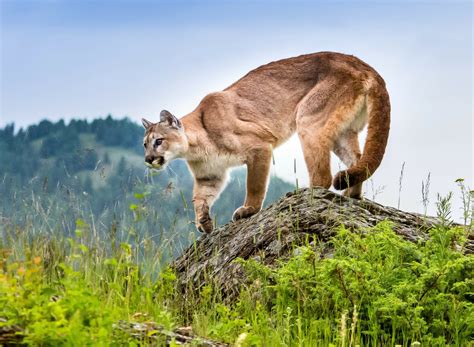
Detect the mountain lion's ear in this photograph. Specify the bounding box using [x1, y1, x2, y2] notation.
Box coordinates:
[141, 118, 153, 129]
[160, 110, 182, 129]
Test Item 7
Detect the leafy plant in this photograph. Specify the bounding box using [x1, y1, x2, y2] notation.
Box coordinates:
[198, 223, 473, 346]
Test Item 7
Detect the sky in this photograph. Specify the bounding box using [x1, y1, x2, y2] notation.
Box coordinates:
[1, 0, 472, 220]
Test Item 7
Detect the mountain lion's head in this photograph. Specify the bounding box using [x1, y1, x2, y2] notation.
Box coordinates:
[142, 110, 188, 169]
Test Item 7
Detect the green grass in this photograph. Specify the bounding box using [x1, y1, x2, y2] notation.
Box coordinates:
[0, 184, 473, 346]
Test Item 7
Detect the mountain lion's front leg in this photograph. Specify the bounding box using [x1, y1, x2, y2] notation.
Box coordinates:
[233, 147, 272, 221]
[193, 175, 226, 233]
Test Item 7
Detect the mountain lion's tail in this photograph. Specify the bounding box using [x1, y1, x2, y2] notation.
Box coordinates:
[333, 81, 391, 190]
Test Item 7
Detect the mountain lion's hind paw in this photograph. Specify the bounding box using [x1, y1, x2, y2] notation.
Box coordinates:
[232, 206, 258, 221]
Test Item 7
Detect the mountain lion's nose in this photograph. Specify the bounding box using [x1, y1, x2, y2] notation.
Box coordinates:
[145, 155, 155, 164]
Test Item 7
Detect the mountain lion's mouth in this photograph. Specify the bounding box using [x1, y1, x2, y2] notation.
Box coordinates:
[145, 156, 165, 169]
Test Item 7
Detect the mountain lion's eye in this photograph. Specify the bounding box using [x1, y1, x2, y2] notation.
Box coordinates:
[154, 139, 163, 147]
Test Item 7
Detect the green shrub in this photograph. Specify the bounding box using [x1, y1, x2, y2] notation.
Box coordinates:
[196, 222, 473, 346]
[0, 257, 117, 345]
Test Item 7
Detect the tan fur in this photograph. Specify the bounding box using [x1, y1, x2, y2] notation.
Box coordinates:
[142, 52, 391, 233]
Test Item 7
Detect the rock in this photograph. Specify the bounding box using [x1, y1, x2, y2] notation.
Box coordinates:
[0, 318, 23, 346]
[172, 187, 472, 299]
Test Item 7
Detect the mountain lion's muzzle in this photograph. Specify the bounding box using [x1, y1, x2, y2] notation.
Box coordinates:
[145, 155, 165, 169]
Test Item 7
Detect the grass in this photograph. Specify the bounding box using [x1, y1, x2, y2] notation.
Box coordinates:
[0, 184, 473, 346]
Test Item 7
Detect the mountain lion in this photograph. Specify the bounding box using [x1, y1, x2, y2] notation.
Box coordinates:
[142, 52, 390, 233]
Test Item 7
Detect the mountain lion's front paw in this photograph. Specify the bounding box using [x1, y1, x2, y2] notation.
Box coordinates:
[196, 204, 213, 233]
[232, 206, 258, 221]
[196, 215, 213, 233]
[196, 203, 214, 233]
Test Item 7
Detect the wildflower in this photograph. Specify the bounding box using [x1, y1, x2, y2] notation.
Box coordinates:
[33, 256, 41, 265]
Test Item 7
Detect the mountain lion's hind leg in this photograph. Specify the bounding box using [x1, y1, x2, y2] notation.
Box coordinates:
[233, 147, 272, 221]
[193, 175, 226, 233]
[297, 119, 333, 188]
[333, 130, 362, 199]
[297, 84, 366, 190]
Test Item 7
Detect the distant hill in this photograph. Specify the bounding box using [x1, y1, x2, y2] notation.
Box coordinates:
[0, 117, 294, 240]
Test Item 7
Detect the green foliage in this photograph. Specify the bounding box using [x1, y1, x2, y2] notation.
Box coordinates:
[0, 256, 117, 345]
[194, 223, 473, 346]
[1, 212, 472, 345]
[0, 219, 176, 345]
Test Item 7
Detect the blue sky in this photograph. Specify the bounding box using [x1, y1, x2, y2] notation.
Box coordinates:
[1, 0, 472, 219]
